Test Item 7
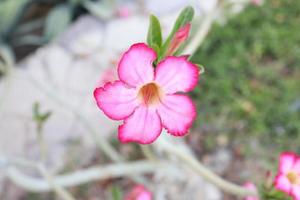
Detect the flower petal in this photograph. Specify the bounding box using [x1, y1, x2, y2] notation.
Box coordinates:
[118, 43, 156, 87]
[291, 185, 300, 200]
[292, 157, 300, 173]
[243, 182, 259, 200]
[279, 152, 297, 173]
[125, 185, 152, 200]
[157, 94, 196, 136]
[118, 106, 162, 144]
[274, 174, 292, 193]
[94, 81, 139, 120]
[154, 56, 199, 94]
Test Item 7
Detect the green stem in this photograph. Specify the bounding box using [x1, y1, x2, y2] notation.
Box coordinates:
[36, 124, 47, 162]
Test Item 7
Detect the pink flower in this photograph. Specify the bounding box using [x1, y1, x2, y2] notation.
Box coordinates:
[274, 152, 300, 200]
[124, 185, 152, 200]
[94, 43, 199, 144]
[243, 182, 259, 200]
[166, 23, 191, 56]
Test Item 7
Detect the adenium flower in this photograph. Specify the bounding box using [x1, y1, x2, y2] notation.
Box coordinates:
[243, 182, 259, 200]
[124, 185, 152, 200]
[166, 23, 191, 56]
[94, 43, 199, 144]
[274, 152, 300, 200]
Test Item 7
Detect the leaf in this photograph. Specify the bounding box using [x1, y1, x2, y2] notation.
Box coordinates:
[159, 6, 194, 60]
[0, 43, 15, 75]
[170, 6, 194, 37]
[83, 0, 115, 20]
[32, 102, 52, 123]
[147, 15, 162, 50]
[44, 4, 72, 40]
[0, 0, 30, 38]
[111, 185, 122, 200]
[196, 64, 205, 74]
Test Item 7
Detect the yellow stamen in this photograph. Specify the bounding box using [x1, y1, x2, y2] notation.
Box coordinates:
[287, 171, 300, 185]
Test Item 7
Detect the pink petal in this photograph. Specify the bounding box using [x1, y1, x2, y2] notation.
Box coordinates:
[155, 56, 199, 94]
[94, 81, 139, 120]
[274, 174, 292, 193]
[118, 106, 162, 144]
[292, 157, 300, 173]
[124, 185, 152, 200]
[157, 94, 196, 136]
[118, 43, 157, 87]
[136, 192, 152, 200]
[243, 182, 259, 200]
[291, 185, 300, 200]
[166, 23, 191, 56]
[279, 152, 297, 173]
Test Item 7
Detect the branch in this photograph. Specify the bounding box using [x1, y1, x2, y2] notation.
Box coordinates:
[156, 137, 258, 197]
[5, 160, 163, 192]
[26, 74, 122, 163]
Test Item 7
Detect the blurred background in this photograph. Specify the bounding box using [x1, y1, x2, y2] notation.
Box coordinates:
[0, 0, 299, 199]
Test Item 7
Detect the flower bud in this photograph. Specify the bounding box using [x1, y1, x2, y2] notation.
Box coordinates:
[166, 23, 191, 56]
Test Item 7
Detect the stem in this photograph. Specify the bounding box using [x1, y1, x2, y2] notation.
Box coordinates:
[156, 137, 257, 197]
[140, 145, 157, 161]
[2, 157, 76, 200]
[37, 164, 76, 200]
[5, 160, 163, 192]
[26, 74, 122, 162]
[36, 124, 47, 162]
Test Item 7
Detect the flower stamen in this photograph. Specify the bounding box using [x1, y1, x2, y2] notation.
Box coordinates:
[138, 82, 161, 105]
[287, 171, 300, 185]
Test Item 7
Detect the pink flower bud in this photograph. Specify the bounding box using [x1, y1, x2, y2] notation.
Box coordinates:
[243, 182, 259, 200]
[251, 0, 263, 6]
[166, 23, 191, 56]
[117, 6, 131, 18]
[124, 185, 152, 200]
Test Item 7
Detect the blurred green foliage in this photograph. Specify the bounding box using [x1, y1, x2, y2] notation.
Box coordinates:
[0, 0, 116, 69]
[260, 186, 292, 200]
[191, 0, 300, 153]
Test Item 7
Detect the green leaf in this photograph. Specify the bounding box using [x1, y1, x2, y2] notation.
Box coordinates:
[32, 102, 52, 123]
[147, 15, 162, 50]
[0, 44, 15, 67]
[83, 0, 115, 20]
[0, 43, 14, 75]
[0, 0, 30, 38]
[170, 6, 194, 37]
[159, 6, 194, 60]
[44, 4, 72, 40]
[111, 185, 122, 200]
[196, 64, 205, 74]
